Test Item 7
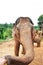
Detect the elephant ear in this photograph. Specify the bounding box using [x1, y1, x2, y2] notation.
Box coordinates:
[32, 29, 37, 42]
[12, 26, 20, 41]
[30, 26, 34, 42]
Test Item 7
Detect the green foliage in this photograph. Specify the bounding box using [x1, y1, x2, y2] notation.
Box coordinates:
[38, 15, 43, 30]
[3, 28, 12, 39]
[0, 23, 13, 40]
[34, 26, 40, 30]
[38, 15, 43, 22]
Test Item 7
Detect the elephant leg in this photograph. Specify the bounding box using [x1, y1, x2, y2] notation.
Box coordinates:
[21, 45, 25, 54]
[37, 42, 40, 47]
[19, 44, 25, 56]
[14, 41, 20, 56]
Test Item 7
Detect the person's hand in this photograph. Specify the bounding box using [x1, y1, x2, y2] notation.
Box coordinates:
[0, 57, 7, 65]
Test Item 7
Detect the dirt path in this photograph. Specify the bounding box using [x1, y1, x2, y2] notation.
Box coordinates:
[0, 40, 43, 65]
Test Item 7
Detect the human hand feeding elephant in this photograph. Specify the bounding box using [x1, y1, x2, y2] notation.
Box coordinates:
[0, 17, 34, 65]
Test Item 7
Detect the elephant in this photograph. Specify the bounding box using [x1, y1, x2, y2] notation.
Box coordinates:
[33, 30, 41, 47]
[4, 17, 34, 65]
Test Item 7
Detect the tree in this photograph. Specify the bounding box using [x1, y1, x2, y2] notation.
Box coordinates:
[38, 15, 43, 30]
[34, 26, 40, 30]
[0, 23, 13, 40]
[3, 28, 12, 39]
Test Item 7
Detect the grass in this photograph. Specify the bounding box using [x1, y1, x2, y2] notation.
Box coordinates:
[0, 38, 13, 44]
[0, 39, 6, 42]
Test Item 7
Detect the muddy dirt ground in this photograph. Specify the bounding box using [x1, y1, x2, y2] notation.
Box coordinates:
[0, 40, 43, 65]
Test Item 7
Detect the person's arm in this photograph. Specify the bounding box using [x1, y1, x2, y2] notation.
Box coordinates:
[0, 57, 7, 65]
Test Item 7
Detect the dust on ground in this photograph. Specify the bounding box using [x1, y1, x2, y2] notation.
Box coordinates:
[0, 40, 43, 65]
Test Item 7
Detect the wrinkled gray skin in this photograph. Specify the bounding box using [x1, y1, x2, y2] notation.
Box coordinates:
[5, 17, 34, 65]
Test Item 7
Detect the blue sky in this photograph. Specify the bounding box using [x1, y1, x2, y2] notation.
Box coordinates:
[0, 0, 43, 25]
